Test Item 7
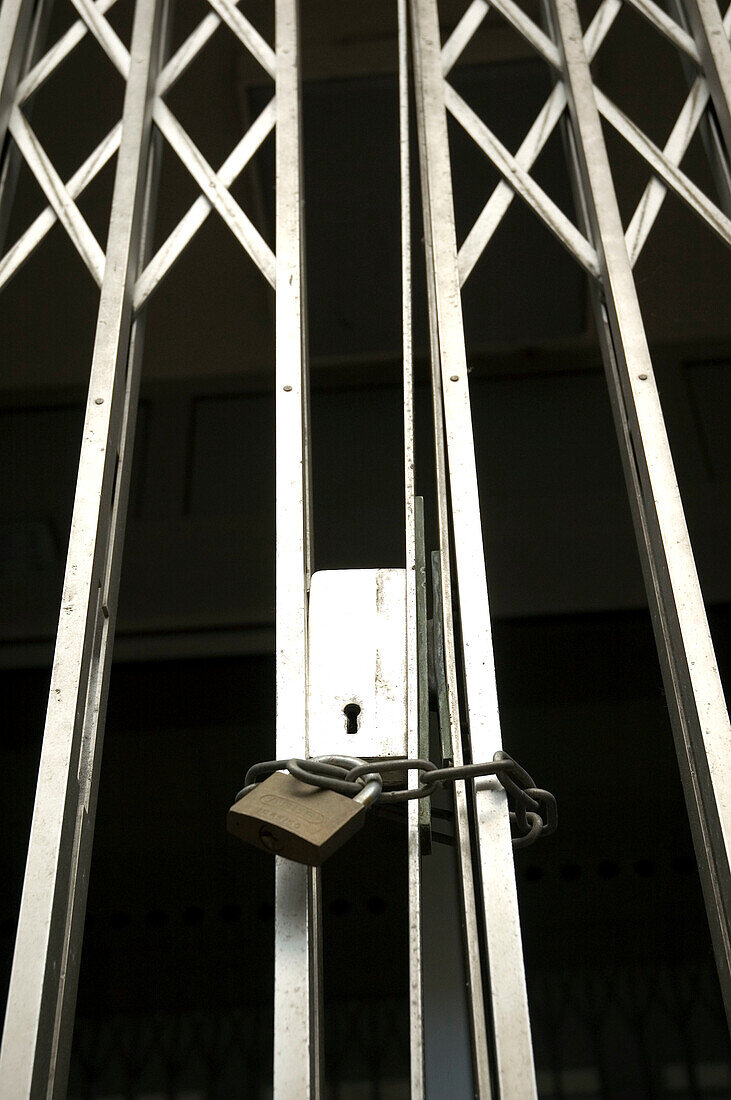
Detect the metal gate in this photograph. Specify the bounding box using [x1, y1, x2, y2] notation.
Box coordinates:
[0, 0, 730, 1095]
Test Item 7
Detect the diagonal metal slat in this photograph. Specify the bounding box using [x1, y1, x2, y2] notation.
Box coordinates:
[15, 0, 119, 106]
[626, 76, 712, 264]
[0, 120, 120, 289]
[64, 0, 274, 94]
[44, 0, 276, 286]
[683, 0, 731, 155]
[156, 9, 227, 94]
[670, 0, 731, 217]
[157, 0, 256, 97]
[152, 98, 275, 286]
[626, 3, 731, 266]
[455, 0, 620, 285]
[489, 0, 560, 66]
[8, 105, 105, 283]
[457, 80, 566, 282]
[624, 0, 700, 62]
[4, 0, 276, 294]
[67, 0, 129, 76]
[445, 82, 600, 276]
[135, 96, 276, 309]
[483, 0, 731, 254]
[2, 0, 227, 287]
[63, 0, 275, 283]
[596, 85, 731, 249]
[441, 0, 489, 76]
[488, 0, 704, 76]
[0, 0, 50, 255]
[0, 0, 36, 144]
[204, 0, 276, 77]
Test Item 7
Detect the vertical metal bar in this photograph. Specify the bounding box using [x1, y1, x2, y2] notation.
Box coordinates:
[273, 1, 321, 1096]
[412, 4, 494, 1096]
[399, 0, 425, 1090]
[682, 0, 731, 156]
[411, 13, 492, 1092]
[0, 0, 166, 1093]
[52, 109, 166, 1096]
[410, 0, 537, 1093]
[548, 0, 731, 1022]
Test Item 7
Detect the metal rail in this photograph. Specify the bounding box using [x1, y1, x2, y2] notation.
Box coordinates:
[417, 17, 495, 1095]
[0, 0, 167, 1091]
[399, 0, 427, 1091]
[273, 0, 322, 1095]
[410, 0, 539, 1093]
[549, 0, 731, 1023]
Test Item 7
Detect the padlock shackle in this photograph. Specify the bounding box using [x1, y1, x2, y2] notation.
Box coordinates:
[352, 777, 382, 807]
[316, 755, 382, 808]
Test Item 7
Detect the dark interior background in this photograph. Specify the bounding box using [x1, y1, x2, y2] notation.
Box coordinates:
[1, 0, 731, 1095]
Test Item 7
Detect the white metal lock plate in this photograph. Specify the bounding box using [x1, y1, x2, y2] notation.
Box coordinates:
[307, 568, 407, 762]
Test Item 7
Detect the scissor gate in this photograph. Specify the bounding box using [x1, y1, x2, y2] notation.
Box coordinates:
[0, 0, 730, 1095]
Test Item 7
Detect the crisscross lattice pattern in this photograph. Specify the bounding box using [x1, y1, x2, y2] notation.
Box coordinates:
[1, 0, 277, 297]
[440, 0, 731, 285]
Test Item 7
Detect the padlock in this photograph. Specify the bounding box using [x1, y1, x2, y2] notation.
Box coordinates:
[227, 757, 382, 866]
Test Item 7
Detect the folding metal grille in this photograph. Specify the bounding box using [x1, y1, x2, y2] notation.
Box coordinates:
[0, 0, 729, 1096]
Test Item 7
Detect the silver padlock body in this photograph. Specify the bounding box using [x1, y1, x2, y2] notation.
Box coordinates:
[307, 568, 407, 774]
[227, 771, 366, 866]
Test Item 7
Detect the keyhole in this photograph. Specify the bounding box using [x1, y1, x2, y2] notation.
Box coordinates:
[343, 703, 361, 735]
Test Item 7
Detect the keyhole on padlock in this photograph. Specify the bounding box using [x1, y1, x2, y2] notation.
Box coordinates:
[343, 703, 361, 735]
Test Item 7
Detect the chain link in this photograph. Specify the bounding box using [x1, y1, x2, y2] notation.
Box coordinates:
[236, 750, 556, 848]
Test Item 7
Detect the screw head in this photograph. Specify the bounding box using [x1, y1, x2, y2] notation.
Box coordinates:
[638, 373, 647, 381]
[450, 375, 459, 382]
[283, 385, 292, 392]
[94, 397, 104, 405]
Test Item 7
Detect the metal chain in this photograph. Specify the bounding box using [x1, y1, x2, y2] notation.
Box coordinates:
[236, 750, 556, 849]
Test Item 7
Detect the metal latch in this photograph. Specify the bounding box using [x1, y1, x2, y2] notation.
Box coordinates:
[307, 568, 408, 765]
